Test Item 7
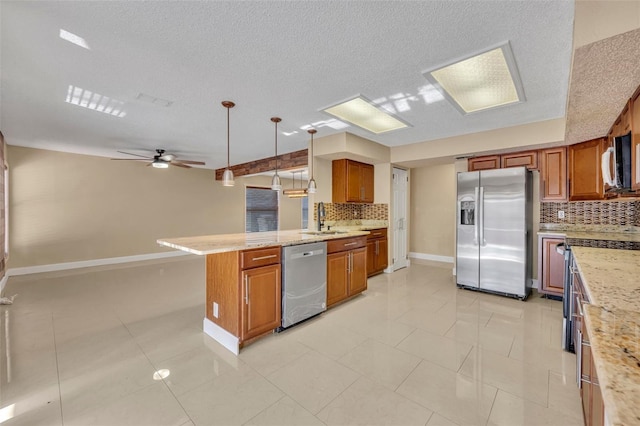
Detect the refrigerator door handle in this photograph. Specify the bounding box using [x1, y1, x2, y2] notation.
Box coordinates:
[479, 186, 485, 246]
[473, 187, 479, 245]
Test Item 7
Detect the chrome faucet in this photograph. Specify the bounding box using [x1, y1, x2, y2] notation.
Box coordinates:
[317, 202, 326, 231]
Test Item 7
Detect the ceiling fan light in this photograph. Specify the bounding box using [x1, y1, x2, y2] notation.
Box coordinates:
[271, 173, 282, 191]
[307, 178, 317, 193]
[152, 159, 169, 169]
[222, 168, 235, 186]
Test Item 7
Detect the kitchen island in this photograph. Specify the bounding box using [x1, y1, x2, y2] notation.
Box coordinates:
[570, 246, 640, 425]
[157, 229, 370, 354]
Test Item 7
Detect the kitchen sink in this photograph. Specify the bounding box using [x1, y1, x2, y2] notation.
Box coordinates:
[300, 230, 348, 235]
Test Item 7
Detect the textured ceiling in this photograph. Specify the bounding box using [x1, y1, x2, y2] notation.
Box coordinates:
[0, 1, 574, 168]
[565, 27, 640, 144]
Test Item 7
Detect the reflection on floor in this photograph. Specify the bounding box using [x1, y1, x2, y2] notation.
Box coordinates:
[0, 256, 583, 425]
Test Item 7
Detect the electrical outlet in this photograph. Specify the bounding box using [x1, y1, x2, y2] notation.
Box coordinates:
[558, 210, 565, 219]
[213, 302, 219, 318]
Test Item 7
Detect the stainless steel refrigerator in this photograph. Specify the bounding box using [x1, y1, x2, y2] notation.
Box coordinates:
[456, 167, 532, 299]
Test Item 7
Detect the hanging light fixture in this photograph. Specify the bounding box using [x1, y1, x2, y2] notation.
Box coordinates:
[307, 128, 317, 193]
[271, 117, 282, 191]
[283, 170, 308, 198]
[221, 101, 235, 187]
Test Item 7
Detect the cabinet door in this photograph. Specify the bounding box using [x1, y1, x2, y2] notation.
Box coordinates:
[327, 252, 349, 306]
[349, 248, 368, 295]
[360, 163, 375, 203]
[569, 138, 605, 201]
[366, 240, 376, 277]
[540, 147, 567, 201]
[632, 89, 640, 190]
[346, 161, 362, 202]
[501, 151, 538, 170]
[591, 361, 605, 426]
[241, 264, 281, 342]
[468, 155, 500, 171]
[376, 238, 388, 272]
[540, 237, 565, 297]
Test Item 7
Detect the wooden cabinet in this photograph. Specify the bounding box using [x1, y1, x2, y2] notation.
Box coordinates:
[366, 228, 388, 277]
[332, 159, 374, 203]
[468, 155, 500, 171]
[537, 236, 565, 297]
[569, 138, 606, 201]
[205, 246, 281, 347]
[632, 88, 640, 191]
[501, 151, 538, 170]
[326, 236, 367, 307]
[579, 319, 605, 426]
[540, 147, 568, 201]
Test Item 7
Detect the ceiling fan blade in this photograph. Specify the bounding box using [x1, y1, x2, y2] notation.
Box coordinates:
[116, 151, 152, 159]
[170, 162, 191, 168]
[175, 160, 205, 165]
[110, 158, 151, 161]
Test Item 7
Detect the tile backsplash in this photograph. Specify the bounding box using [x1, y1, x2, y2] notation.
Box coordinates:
[540, 200, 640, 228]
[313, 203, 388, 221]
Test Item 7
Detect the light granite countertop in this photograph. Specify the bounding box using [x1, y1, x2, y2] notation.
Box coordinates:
[572, 247, 640, 424]
[537, 229, 640, 242]
[157, 229, 370, 255]
[583, 305, 640, 426]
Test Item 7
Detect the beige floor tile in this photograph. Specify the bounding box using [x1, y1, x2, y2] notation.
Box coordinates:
[294, 318, 368, 360]
[396, 306, 457, 336]
[0, 382, 62, 426]
[239, 331, 311, 376]
[487, 390, 583, 426]
[64, 382, 189, 426]
[509, 336, 577, 379]
[317, 376, 433, 425]
[459, 347, 549, 406]
[426, 412, 460, 426]
[444, 320, 515, 357]
[178, 364, 283, 425]
[548, 371, 584, 423]
[245, 396, 324, 426]
[338, 339, 421, 389]
[397, 329, 472, 372]
[396, 360, 497, 426]
[267, 350, 360, 414]
[344, 315, 416, 347]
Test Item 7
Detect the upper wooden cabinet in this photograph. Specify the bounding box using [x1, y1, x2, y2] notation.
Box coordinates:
[632, 88, 640, 191]
[332, 159, 374, 203]
[540, 147, 567, 201]
[468, 155, 500, 171]
[569, 138, 606, 201]
[501, 151, 538, 170]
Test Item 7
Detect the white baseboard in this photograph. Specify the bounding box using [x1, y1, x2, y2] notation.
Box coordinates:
[5, 250, 191, 278]
[532, 279, 539, 290]
[0, 274, 8, 294]
[409, 252, 454, 264]
[203, 318, 239, 355]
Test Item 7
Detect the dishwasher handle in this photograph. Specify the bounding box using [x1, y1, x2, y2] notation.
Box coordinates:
[290, 249, 325, 260]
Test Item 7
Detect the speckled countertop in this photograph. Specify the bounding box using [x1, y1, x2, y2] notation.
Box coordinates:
[572, 247, 640, 424]
[583, 305, 640, 426]
[157, 229, 370, 255]
[537, 229, 640, 242]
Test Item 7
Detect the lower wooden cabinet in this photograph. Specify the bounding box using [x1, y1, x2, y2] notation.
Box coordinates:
[366, 228, 388, 277]
[580, 319, 605, 426]
[205, 246, 281, 346]
[327, 236, 367, 307]
[538, 236, 565, 297]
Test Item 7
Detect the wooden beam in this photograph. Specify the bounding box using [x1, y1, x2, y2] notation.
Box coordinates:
[215, 149, 308, 180]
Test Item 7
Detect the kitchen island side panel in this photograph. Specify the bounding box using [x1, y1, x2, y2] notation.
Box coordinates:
[206, 251, 241, 335]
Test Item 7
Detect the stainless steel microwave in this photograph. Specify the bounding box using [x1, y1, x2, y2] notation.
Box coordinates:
[602, 132, 632, 191]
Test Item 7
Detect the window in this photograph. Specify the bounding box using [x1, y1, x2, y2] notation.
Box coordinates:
[301, 197, 309, 229]
[245, 186, 278, 232]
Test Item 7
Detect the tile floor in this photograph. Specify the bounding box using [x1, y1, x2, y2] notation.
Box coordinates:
[0, 256, 584, 425]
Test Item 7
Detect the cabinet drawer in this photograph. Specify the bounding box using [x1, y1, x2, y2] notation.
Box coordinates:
[366, 228, 387, 240]
[327, 237, 366, 254]
[241, 247, 281, 269]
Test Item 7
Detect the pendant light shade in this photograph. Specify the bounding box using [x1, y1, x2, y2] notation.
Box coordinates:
[307, 128, 317, 193]
[221, 101, 235, 187]
[271, 117, 282, 191]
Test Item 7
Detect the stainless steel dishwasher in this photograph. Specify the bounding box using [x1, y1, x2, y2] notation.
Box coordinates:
[279, 241, 327, 330]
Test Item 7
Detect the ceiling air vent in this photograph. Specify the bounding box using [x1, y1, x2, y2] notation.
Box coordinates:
[135, 93, 173, 107]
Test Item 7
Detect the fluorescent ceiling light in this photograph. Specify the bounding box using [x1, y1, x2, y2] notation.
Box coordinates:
[59, 29, 90, 50]
[423, 42, 525, 114]
[65, 85, 127, 118]
[322, 96, 410, 134]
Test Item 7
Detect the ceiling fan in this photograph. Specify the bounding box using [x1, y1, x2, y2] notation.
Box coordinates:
[110, 149, 206, 169]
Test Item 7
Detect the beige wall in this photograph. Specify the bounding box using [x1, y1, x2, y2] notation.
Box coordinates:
[8, 146, 302, 268]
[409, 163, 456, 258]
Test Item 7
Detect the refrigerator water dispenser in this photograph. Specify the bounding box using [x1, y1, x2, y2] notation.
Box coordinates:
[460, 200, 475, 225]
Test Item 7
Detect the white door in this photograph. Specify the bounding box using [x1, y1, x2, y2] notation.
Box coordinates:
[393, 167, 409, 270]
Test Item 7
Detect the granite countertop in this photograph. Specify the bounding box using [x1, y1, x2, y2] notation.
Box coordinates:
[157, 229, 370, 255]
[572, 247, 640, 424]
[571, 247, 640, 311]
[537, 229, 640, 242]
[583, 305, 640, 426]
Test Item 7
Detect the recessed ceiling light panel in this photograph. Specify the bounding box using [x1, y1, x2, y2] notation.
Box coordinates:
[65, 85, 127, 118]
[59, 29, 90, 50]
[423, 42, 525, 114]
[322, 96, 410, 134]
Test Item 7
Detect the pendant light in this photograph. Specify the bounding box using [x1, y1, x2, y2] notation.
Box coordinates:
[307, 128, 317, 193]
[271, 117, 282, 191]
[221, 101, 235, 187]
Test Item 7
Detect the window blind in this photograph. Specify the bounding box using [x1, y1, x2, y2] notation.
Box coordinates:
[246, 186, 278, 233]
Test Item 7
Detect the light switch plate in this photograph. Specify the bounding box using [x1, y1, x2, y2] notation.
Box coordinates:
[213, 302, 219, 318]
[558, 210, 565, 219]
